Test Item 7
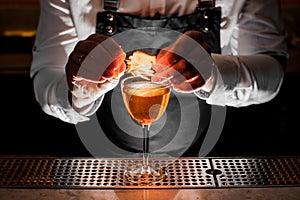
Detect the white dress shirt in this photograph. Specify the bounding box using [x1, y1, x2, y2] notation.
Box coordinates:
[30, 0, 289, 124]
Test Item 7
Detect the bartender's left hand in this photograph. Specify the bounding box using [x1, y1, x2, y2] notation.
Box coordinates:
[153, 30, 211, 92]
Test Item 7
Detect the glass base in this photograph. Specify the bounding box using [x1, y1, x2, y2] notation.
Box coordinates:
[124, 165, 167, 185]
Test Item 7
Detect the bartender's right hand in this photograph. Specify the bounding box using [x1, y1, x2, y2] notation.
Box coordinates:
[65, 33, 126, 110]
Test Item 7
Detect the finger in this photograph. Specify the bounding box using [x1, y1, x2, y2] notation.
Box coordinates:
[72, 35, 120, 65]
[65, 59, 80, 90]
[86, 33, 110, 43]
[85, 34, 124, 60]
[69, 40, 100, 65]
[156, 48, 168, 60]
[154, 32, 207, 73]
[170, 59, 190, 75]
[172, 69, 201, 85]
[154, 68, 176, 81]
[154, 49, 181, 72]
[96, 78, 119, 94]
[171, 31, 211, 60]
[184, 30, 211, 54]
[103, 63, 126, 81]
[173, 75, 205, 92]
[102, 53, 126, 78]
[155, 59, 200, 84]
[184, 30, 204, 43]
[173, 60, 200, 83]
[114, 62, 126, 78]
[74, 40, 100, 55]
[155, 59, 186, 79]
[116, 56, 126, 75]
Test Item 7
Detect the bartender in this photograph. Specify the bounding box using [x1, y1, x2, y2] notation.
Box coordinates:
[30, 0, 288, 157]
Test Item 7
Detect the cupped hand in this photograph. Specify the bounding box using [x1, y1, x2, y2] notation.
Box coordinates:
[66, 33, 126, 92]
[153, 30, 211, 93]
[65, 33, 126, 109]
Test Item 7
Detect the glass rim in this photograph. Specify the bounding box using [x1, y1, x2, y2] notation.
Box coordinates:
[121, 74, 172, 87]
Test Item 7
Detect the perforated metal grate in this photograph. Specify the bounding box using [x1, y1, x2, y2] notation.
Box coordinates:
[0, 158, 215, 188]
[212, 157, 300, 187]
[1, 157, 300, 189]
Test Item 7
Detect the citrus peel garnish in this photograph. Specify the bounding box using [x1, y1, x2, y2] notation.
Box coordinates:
[125, 51, 156, 77]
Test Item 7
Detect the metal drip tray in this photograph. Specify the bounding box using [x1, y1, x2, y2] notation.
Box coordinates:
[212, 157, 300, 187]
[0, 157, 299, 189]
[0, 158, 214, 188]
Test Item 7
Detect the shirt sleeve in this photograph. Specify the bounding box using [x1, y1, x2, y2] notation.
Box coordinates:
[195, 0, 289, 107]
[30, 0, 101, 124]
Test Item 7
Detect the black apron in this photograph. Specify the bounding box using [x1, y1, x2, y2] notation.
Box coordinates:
[94, 0, 221, 157]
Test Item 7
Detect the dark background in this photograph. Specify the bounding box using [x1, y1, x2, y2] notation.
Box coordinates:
[0, 0, 299, 158]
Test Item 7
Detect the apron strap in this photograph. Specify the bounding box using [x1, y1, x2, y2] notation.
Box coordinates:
[102, 0, 120, 11]
[100, 0, 120, 35]
[198, 0, 215, 8]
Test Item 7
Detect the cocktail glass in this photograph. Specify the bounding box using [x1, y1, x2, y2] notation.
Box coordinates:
[120, 74, 171, 185]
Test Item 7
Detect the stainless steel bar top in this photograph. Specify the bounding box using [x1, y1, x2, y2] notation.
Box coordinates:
[1, 187, 300, 200]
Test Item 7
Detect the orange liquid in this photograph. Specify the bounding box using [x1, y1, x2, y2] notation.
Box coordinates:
[122, 81, 170, 125]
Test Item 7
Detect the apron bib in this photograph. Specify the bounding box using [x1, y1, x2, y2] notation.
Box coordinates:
[94, 0, 221, 157]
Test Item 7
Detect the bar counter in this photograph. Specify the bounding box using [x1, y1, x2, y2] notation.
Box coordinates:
[1, 187, 300, 200]
[0, 156, 299, 200]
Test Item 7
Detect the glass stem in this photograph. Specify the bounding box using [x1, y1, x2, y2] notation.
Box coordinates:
[142, 124, 150, 171]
